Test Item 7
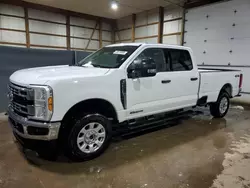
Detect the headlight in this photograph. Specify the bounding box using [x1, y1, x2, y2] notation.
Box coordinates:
[29, 85, 53, 121]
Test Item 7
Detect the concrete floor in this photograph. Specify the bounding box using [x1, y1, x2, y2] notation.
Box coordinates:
[0, 106, 250, 188]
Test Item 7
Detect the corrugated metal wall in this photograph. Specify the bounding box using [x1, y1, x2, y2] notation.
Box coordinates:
[115, 15, 133, 43]
[163, 6, 183, 45]
[135, 8, 159, 43]
[0, 3, 113, 51]
[115, 5, 184, 45]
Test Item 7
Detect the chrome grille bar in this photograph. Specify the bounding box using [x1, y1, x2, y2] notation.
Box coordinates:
[8, 83, 34, 100]
[10, 103, 28, 115]
[8, 82, 35, 117]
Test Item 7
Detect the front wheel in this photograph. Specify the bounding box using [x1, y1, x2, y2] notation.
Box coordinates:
[210, 92, 230, 118]
[66, 114, 112, 161]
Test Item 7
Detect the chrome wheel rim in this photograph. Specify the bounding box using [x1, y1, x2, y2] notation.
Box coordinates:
[219, 97, 228, 114]
[77, 122, 106, 153]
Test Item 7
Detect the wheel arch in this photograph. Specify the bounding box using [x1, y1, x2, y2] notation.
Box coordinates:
[62, 98, 118, 124]
[219, 83, 232, 98]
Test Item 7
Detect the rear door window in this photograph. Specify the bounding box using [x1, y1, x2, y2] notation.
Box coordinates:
[164, 49, 193, 71]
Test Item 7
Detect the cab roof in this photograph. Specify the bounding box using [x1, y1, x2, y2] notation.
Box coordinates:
[106, 43, 191, 51]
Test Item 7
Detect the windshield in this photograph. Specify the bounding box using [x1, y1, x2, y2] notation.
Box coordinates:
[77, 46, 139, 68]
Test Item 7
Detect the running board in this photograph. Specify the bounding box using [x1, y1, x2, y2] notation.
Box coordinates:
[112, 109, 195, 136]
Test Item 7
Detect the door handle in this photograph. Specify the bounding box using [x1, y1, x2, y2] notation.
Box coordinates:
[161, 80, 171, 84]
[190, 77, 198, 81]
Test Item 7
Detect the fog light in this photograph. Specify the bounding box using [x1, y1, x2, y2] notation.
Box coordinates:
[27, 126, 49, 135]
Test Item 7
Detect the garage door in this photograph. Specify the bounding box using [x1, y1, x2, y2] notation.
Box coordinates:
[184, 0, 250, 100]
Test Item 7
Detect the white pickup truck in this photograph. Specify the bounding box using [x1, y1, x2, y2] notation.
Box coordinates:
[7, 43, 242, 160]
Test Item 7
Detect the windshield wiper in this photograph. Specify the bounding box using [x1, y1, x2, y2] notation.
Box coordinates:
[91, 64, 110, 68]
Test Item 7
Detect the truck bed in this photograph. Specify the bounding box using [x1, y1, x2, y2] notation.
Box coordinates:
[198, 68, 241, 103]
[198, 68, 240, 73]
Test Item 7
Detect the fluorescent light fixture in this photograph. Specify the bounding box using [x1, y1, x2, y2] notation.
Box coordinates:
[111, 1, 118, 10]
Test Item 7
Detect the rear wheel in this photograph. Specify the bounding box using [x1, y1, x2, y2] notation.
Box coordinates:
[210, 92, 230, 118]
[66, 114, 111, 161]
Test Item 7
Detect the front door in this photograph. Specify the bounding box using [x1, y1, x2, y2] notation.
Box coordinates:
[126, 48, 168, 119]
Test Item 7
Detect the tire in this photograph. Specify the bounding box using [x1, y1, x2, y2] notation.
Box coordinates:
[210, 92, 230, 118]
[66, 114, 112, 161]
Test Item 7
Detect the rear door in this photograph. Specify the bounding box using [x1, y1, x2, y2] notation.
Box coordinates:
[161, 48, 199, 109]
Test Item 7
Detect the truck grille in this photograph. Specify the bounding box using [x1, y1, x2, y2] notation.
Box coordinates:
[8, 83, 34, 117]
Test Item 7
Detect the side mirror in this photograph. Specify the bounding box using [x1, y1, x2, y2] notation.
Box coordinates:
[128, 58, 157, 79]
[141, 58, 157, 77]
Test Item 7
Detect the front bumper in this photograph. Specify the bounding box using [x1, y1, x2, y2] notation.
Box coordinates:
[8, 109, 61, 141]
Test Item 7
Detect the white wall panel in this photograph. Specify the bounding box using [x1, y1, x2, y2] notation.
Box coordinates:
[30, 34, 66, 47]
[163, 6, 183, 45]
[28, 9, 66, 23]
[231, 39, 250, 66]
[115, 32, 119, 41]
[0, 16, 25, 30]
[136, 8, 159, 26]
[71, 38, 88, 49]
[102, 41, 112, 47]
[88, 40, 99, 49]
[186, 28, 232, 42]
[147, 8, 159, 23]
[117, 8, 159, 43]
[163, 20, 182, 34]
[70, 26, 99, 39]
[163, 35, 181, 45]
[71, 38, 98, 49]
[164, 7, 182, 21]
[0, 30, 26, 43]
[135, 25, 158, 38]
[0, 3, 24, 17]
[117, 15, 132, 29]
[135, 37, 157, 43]
[231, 24, 250, 39]
[102, 22, 111, 31]
[135, 26, 146, 37]
[70, 17, 98, 28]
[147, 24, 158, 36]
[29, 20, 66, 35]
[136, 12, 147, 26]
[93, 30, 99, 40]
[102, 31, 111, 41]
[116, 29, 131, 40]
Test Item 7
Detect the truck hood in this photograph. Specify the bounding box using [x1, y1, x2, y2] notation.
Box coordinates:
[10, 65, 110, 86]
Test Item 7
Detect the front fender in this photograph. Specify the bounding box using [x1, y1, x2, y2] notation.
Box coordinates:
[51, 88, 122, 121]
[48, 78, 123, 121]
